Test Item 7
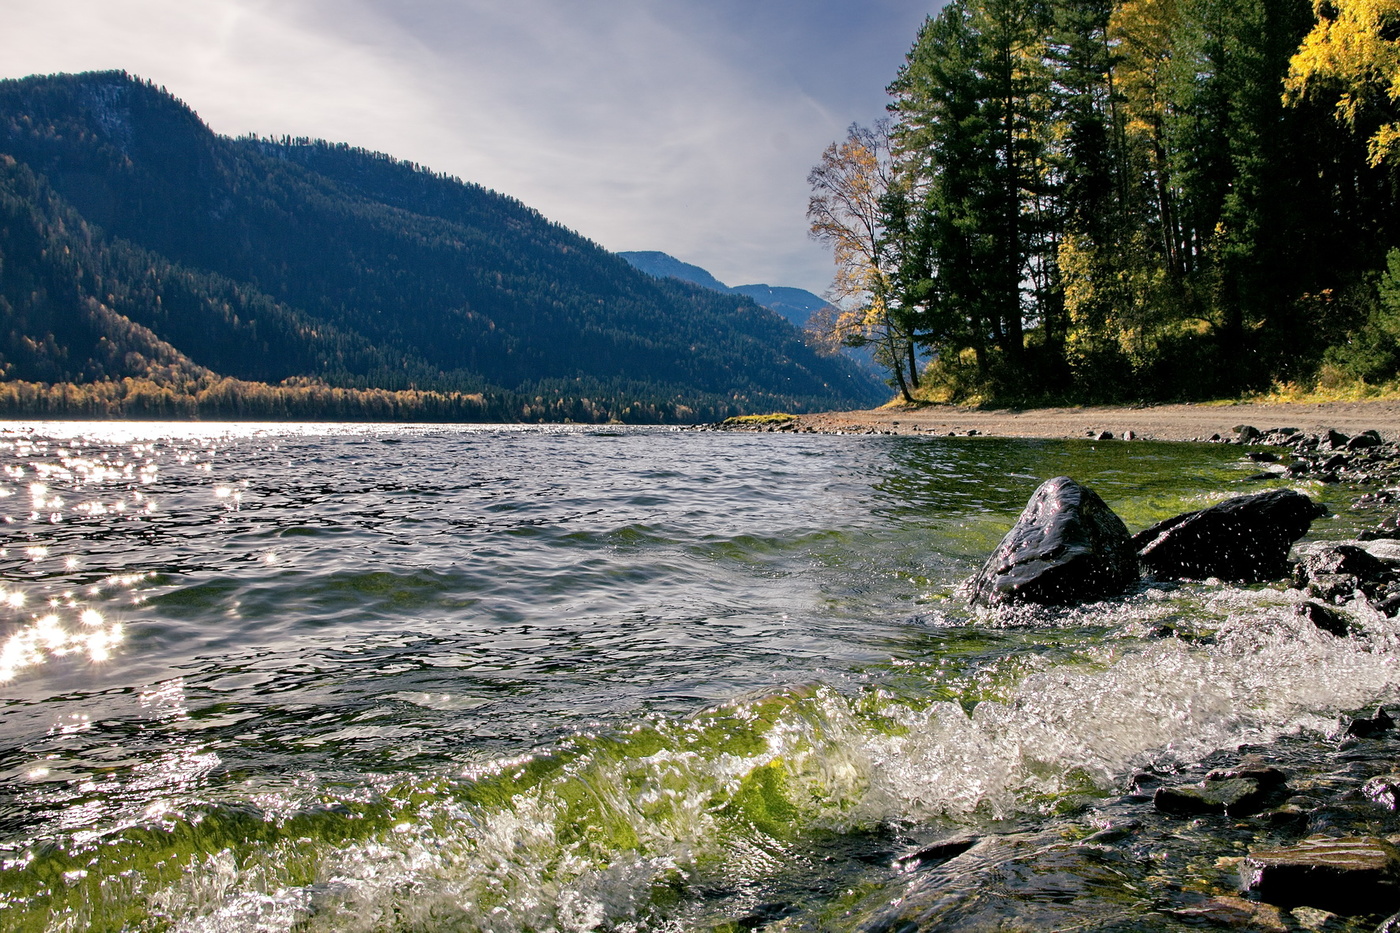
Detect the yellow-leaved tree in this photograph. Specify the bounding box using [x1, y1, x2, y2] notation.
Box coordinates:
[806, 121, 921, 402]
[1286, 0, 1400, 166]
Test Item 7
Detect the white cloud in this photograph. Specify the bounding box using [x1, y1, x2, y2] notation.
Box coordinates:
[2, 0, 935, 293]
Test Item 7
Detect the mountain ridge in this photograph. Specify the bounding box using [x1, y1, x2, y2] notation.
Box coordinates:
[617, 250, 832, 330]
[0, 70, 885, 421]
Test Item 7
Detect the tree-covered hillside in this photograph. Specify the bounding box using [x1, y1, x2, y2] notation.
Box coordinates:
[0, 71, 884, 422]
[809, 0, 1400, 404]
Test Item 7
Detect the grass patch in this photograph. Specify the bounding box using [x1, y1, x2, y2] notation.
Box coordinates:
[720, 412, 798, 426]
[1250, 376, 1400, 404]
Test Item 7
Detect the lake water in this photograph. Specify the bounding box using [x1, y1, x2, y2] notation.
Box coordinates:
[0, 422, 1394, 931]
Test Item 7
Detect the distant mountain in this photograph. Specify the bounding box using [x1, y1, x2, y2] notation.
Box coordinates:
[618, 251, 883, 379]
[615, 251, 732, 295]
[618, 251, 829, 329]
[728, 285, 830, 330]
[0, 71, 886, 422]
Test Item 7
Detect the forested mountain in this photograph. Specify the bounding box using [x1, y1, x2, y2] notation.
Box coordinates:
[809, 0, 1400, 404]
[0, 71, 884, 422]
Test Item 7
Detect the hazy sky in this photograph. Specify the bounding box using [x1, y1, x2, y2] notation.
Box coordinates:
[4, 1, 940, 295]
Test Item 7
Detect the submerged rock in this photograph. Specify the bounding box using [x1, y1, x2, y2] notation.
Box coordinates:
[967, 476, 1138, 606]
[1133, 488, 1327, 583]
[1168, 896, 1288, 932]
[1155, 761, 1286, 817]
[1155, 777, 1271, 816]
[892, 836, 979, 871]
[1242, 836, 1400, 915]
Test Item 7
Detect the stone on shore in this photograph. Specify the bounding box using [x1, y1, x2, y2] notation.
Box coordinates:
[1133, 489, 1327, 583]
[967, 476, 1139, 606]
[1242, 836, 1400, 915]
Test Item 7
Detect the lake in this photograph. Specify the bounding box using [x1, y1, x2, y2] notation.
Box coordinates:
[0, 422, 1391, 931]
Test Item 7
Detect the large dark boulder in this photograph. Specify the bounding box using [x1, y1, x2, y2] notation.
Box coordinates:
[968, 476, 1139, 606]
[1133, 489, 1326, 583]
[1242, 836, 1400, 915]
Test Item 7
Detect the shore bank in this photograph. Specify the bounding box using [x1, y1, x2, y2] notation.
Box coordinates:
[759, 399, 1400, 442]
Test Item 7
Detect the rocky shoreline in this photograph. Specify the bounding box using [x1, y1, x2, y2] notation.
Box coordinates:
[836, 421, 1400, 931]
[705, 399, 1400, 444]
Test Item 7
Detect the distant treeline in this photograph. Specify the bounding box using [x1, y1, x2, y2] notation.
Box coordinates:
[810, 0, 1400, 404]
[0, 376, 730, 423]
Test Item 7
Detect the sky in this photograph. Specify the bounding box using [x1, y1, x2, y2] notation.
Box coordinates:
[3, 0, 941, 296]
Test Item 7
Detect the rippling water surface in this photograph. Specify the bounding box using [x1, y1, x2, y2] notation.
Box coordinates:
[0, 422, 1392, 931]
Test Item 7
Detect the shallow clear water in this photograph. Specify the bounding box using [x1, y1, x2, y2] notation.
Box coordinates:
[0, 422, 1391, 931]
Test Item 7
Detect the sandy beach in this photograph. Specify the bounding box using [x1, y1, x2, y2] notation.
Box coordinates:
[785, 399, 1400, 442]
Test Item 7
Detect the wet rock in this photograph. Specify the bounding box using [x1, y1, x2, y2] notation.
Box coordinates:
[892, 836, 978, 871]
[1134, 489, 1328, 583]
[1372, 590, 1400, 617]
[1236, 425, 1263, 443]
[1297, 545, 1391, 584]
[1328, 430, 1352, 450]
[1360, 514, 1400, 542]
[1290, 906, 1342, 930]
[1378, 911, 1400, 933]
[1155, 756, 1287, 817]
[1308, 573, 1364, 603]
[1296, 600, 1355, 637]
[1242, 835, 1400, 915]
[1082, 820, 1141, 845]
[968, 476, 1139, 606]
[1208, 759, 1289, 789]
[1263, 804, 1312, 833]
[1155, 777, 1272, 817]
[1128, 772, 1164, 799]
[733, 902, 798, 929]
[1362, 775, 1400, 810]
[1168, 895, 1288, 932]
[1295, 546, 1397, 603]
[1344, 707, 1395, 740]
